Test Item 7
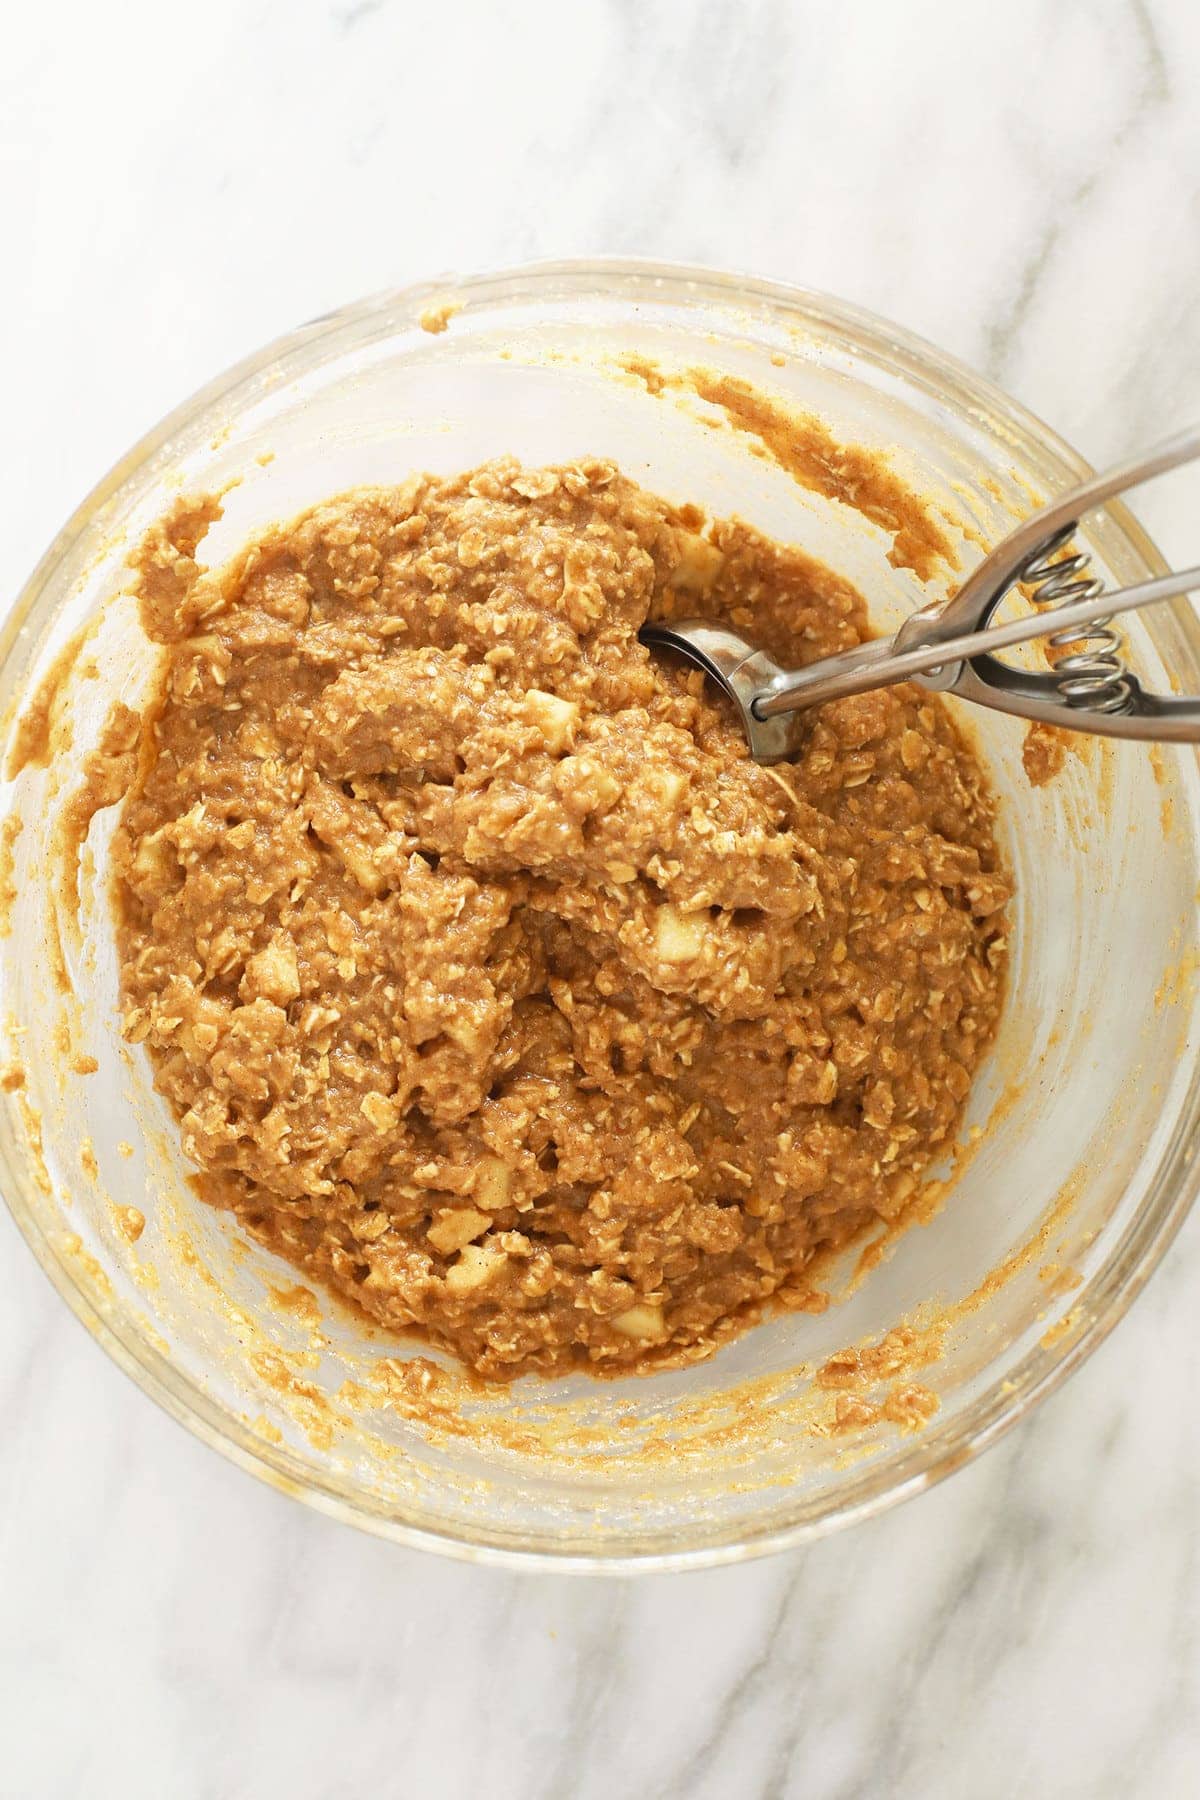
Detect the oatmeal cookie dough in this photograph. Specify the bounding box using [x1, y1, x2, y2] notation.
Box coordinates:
[114, 458, 1010, 1379]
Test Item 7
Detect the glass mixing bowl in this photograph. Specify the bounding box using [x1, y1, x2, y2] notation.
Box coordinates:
[2, 261, 1199, 1571]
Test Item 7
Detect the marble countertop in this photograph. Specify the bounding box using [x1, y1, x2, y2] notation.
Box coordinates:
[4, 2, 1200, 1794]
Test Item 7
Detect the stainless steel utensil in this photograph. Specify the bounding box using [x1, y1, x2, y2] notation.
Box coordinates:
[641, 426, 1200, 762]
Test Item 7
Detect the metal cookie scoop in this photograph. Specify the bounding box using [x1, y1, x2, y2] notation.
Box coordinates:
[640, 426, 1200, 762]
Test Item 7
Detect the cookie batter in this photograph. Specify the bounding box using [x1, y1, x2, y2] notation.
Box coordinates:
[114, 459, 1009, 1379]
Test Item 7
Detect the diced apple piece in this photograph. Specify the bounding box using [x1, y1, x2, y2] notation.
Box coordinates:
[647, 769, 686, 807]
[131, 827, 176, 887]
[427, 1206, 491, 1256]
[359, 1091, 398, 1132]
[654, 904, 706, 965]
[445, 1240, 506, 1294]
[612, 1302, 666, 1341]
[473, 1154, 512, 1211]
[523, 690, 579, 753]
[668, 533, 724, 593]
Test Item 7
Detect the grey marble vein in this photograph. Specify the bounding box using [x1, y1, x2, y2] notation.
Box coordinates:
[984, 0, 1172, 387]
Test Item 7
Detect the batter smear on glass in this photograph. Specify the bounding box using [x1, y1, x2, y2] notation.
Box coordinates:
[114, 458, 1010, 1379]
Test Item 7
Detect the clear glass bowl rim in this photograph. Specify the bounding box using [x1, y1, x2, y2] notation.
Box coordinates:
[3, 255, 1199, 1573]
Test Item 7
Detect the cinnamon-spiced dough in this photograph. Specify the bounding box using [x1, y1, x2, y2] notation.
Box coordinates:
[113, 458, 1010, 1379]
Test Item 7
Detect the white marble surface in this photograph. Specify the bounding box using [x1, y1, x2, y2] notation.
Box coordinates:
[4, 1, 1200, 1794]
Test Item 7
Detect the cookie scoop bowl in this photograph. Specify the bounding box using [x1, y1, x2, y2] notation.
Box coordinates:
[2, 261, 1199, 1570]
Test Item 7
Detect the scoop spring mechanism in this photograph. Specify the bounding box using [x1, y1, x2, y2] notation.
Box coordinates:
[641, 426, 1200, 762]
